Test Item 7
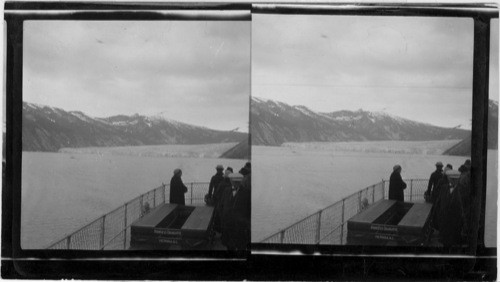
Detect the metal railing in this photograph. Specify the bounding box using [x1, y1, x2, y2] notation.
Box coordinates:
[46, 182, 210, 250]
[260, 178, 429, 245]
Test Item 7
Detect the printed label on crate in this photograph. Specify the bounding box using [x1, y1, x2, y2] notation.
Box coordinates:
[374, 234, 396, 241]
[154, 229, 182, 237]
[370, 224, 398, 233]
[158, 238, 180, 244]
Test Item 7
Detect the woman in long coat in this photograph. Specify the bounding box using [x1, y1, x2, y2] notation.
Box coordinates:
[170, 168, 187, 205]
[389, 165, 406, 202]
[219, 173, 251, 250]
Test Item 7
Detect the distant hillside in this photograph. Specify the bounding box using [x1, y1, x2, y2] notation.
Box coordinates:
[219, 137, 250, 159]
[443, 100, 498, 156]
[251, 97, 470, 146]
[23, 102, 247, 152]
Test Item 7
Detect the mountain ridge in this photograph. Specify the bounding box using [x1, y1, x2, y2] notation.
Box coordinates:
[251, 97, 470, 146]
[22, 101, 247, 152]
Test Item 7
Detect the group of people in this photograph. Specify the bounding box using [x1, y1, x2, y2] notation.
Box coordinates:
[167, 163, 251, 251]
[206, 162, 251, 251]
[388, 159, 472, 247]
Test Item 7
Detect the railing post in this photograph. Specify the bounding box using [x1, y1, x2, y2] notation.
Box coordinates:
[316, 210, 322, 244]
[190, 183, 193, 205]
[382, 180, 386, 199]
[123, 203, 128, 250]
[140, 194, 144, 216]
[410, 179, 413, 202]
[164, 184, 168, 203]
[372, 185, 375, 203]
[100, 215, 106, 249]
[280, 230, 285, 244]
[340, 199, 345, 245]
[358, 191, 362, 212]
[66, 235, 71, 249]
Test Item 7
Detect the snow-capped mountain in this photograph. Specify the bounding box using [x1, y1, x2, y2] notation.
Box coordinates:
[22, 102, 247, 152]
[443, 99, 498, 156]
[251, 97, 470, 146]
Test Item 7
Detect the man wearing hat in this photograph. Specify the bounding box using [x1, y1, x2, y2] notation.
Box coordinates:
[219, 172, 250, 251]
[426, 161, 444, 203]
[213, 167, 233, 233]
[206, 165, 224, 206]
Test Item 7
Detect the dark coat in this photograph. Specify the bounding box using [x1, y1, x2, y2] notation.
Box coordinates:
[219, 183, 251, 250]
[169, 175, 187, 205]
[432, 175, 449, 231]
[427, 170, 443, 203]
[389, 171, 406, 202]
[208, 172, 224, 198]
[213, 178, 231, 233]
[437, 176, 467, 247]
[242, 172, 251, 191]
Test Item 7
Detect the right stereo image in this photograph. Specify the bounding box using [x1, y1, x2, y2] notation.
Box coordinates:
[251, 13, 498, 248]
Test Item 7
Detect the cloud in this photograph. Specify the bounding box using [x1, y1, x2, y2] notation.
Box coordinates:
[252, 14, 474, 129]
[23, 20, 250, 131]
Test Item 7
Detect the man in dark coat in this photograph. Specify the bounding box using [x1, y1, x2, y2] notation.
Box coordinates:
[219, 172, 250, 251]
[207, 165, 224, 205]
[169, 168, 187, 205]
[240, 162, 251, 190]
[213, 167, 233, 233]
[426, 161, 443, 203]
[389, 165, 406, 202]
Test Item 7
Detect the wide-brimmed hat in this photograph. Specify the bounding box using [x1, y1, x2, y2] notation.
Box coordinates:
[435, 161, 443, 167]
[216, 164, 224, 170]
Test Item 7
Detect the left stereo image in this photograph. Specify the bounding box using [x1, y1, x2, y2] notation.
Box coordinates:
[20, 18, 251, 251]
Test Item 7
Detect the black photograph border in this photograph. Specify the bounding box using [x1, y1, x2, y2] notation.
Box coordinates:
[2, 1, 498, 280]
[3, 5, 253, 277]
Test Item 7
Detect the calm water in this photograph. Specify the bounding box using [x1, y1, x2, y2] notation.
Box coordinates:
[21, 152, 246, 249]
[252, 146, 496, 247]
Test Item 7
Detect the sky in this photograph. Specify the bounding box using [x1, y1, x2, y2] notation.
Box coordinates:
[252, 15, 497, 130]
[23, 20, 250, 132]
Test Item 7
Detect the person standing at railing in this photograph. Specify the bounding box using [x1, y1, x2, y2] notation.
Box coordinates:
[389, 165, 406, 202]
[206, 165, 225, 206]
[240, 162, 251, 190]
[213, 167, 233, 234]
[220, 172, 250, 251]
[425, 161, 443, 203]
[436, 169, 464, 247]
[456, 160, 471, 244]
[170, 168, 188, 205]
[431, 164, 452, 232]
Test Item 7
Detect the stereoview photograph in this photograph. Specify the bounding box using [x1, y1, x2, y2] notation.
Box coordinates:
[252, 14, 497, 248]
[22, 19, 250, 251]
